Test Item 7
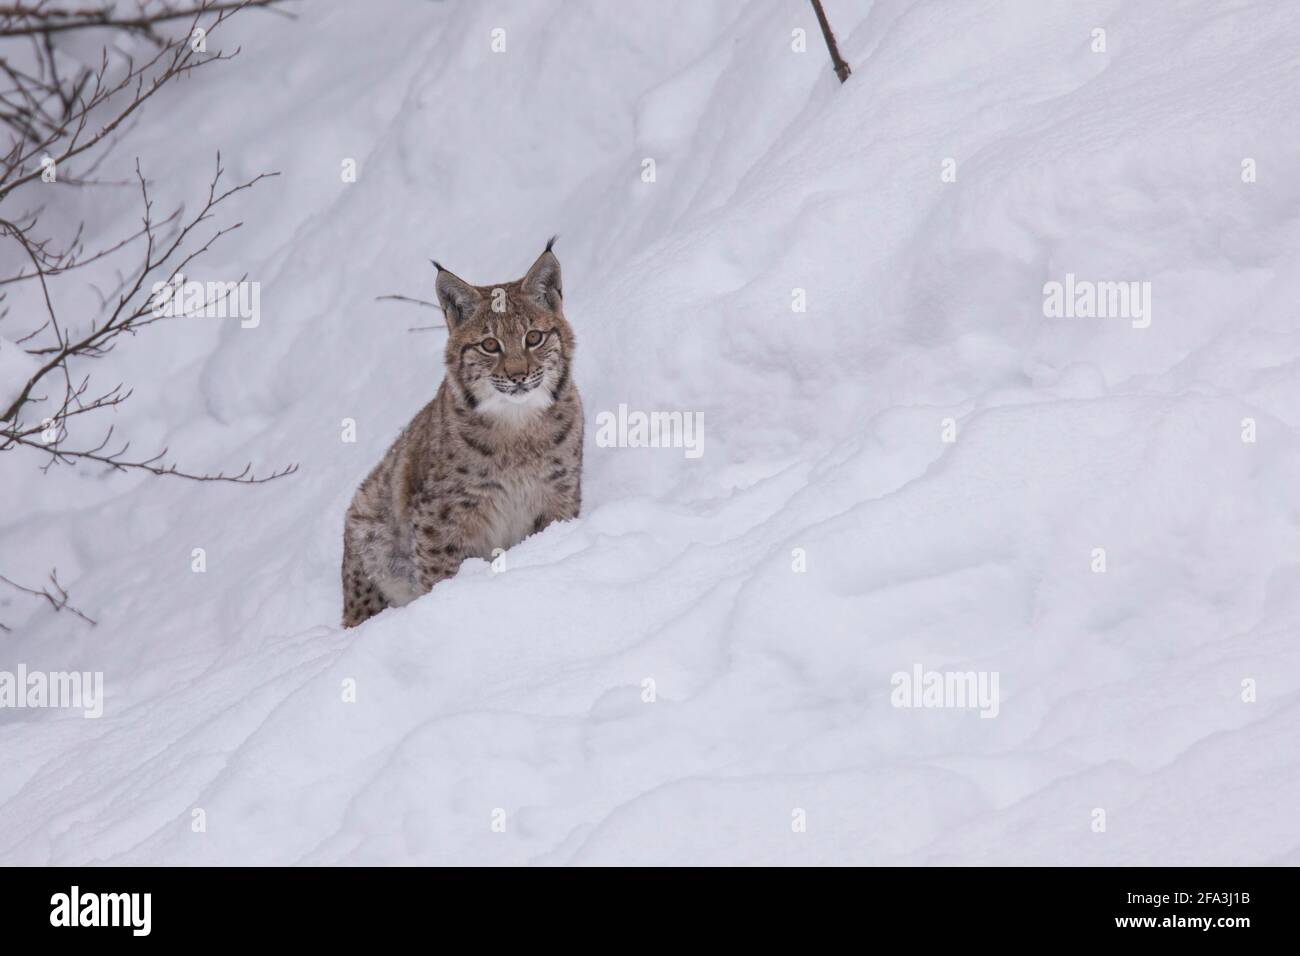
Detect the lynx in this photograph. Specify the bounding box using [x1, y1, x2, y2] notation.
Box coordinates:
[341, 239, 583, 628]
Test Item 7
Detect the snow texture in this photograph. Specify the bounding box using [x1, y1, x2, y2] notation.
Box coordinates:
[1, 0, 1299, 865]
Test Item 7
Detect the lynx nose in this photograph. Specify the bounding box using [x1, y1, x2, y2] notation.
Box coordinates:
[504, 365, 529, 385]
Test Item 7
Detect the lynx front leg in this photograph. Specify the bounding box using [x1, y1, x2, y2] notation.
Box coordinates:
[532, 460, 581, 537]
[411, 505, 478, 592]
[342, 535, 389, 628]
[413, 544, 464, 592]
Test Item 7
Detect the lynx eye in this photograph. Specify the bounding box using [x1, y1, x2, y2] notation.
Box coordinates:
[525, 330, 544, 347]
[480, 338, 500, 353]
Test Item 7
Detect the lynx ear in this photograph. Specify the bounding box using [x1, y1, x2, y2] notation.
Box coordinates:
[433, 262, 482, 328]
[521, 236, 562, 311]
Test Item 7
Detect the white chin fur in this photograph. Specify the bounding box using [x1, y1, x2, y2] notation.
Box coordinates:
[477, 384, 553, 424]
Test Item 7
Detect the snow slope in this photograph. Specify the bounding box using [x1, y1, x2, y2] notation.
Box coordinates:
[2, 0, 1299, 865]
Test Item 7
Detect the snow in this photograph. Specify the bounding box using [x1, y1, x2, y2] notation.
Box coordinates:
[2, 0, 1299, 864]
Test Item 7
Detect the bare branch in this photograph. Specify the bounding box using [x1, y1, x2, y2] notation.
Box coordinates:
[0, 568, 96, 627]
[1, 156, 295, 483]
[0, 0, 297, 638]
[809, 0, 851, 84]
[0, 0, 293, 38]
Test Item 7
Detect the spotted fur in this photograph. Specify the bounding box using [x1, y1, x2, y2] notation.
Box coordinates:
[341, 241, 583, 628]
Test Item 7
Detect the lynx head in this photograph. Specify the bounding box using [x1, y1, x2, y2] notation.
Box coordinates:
[434, 238, 574, 424]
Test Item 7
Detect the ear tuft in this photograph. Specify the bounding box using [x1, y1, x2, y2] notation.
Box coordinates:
[434, 265, 482, 328]
[522, 241, 562, 311]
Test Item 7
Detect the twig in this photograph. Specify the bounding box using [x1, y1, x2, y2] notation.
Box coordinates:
[376, 293, 442, 311]
[375, 292, 446, 332]
[809, 0, 851, 83]
[0, 568, 96, 627]
[0, 0, 293, 38]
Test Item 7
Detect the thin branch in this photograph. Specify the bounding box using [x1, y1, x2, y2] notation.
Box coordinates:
[0, 569, 96, 627]
[0, 0, 293, 38]
[809, 0, 851, 83]
[376, 293, 442, 311]
[0, 2, 264, 198]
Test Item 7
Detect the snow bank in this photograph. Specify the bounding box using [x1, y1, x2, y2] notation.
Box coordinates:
[1, 0, 1298, 864]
